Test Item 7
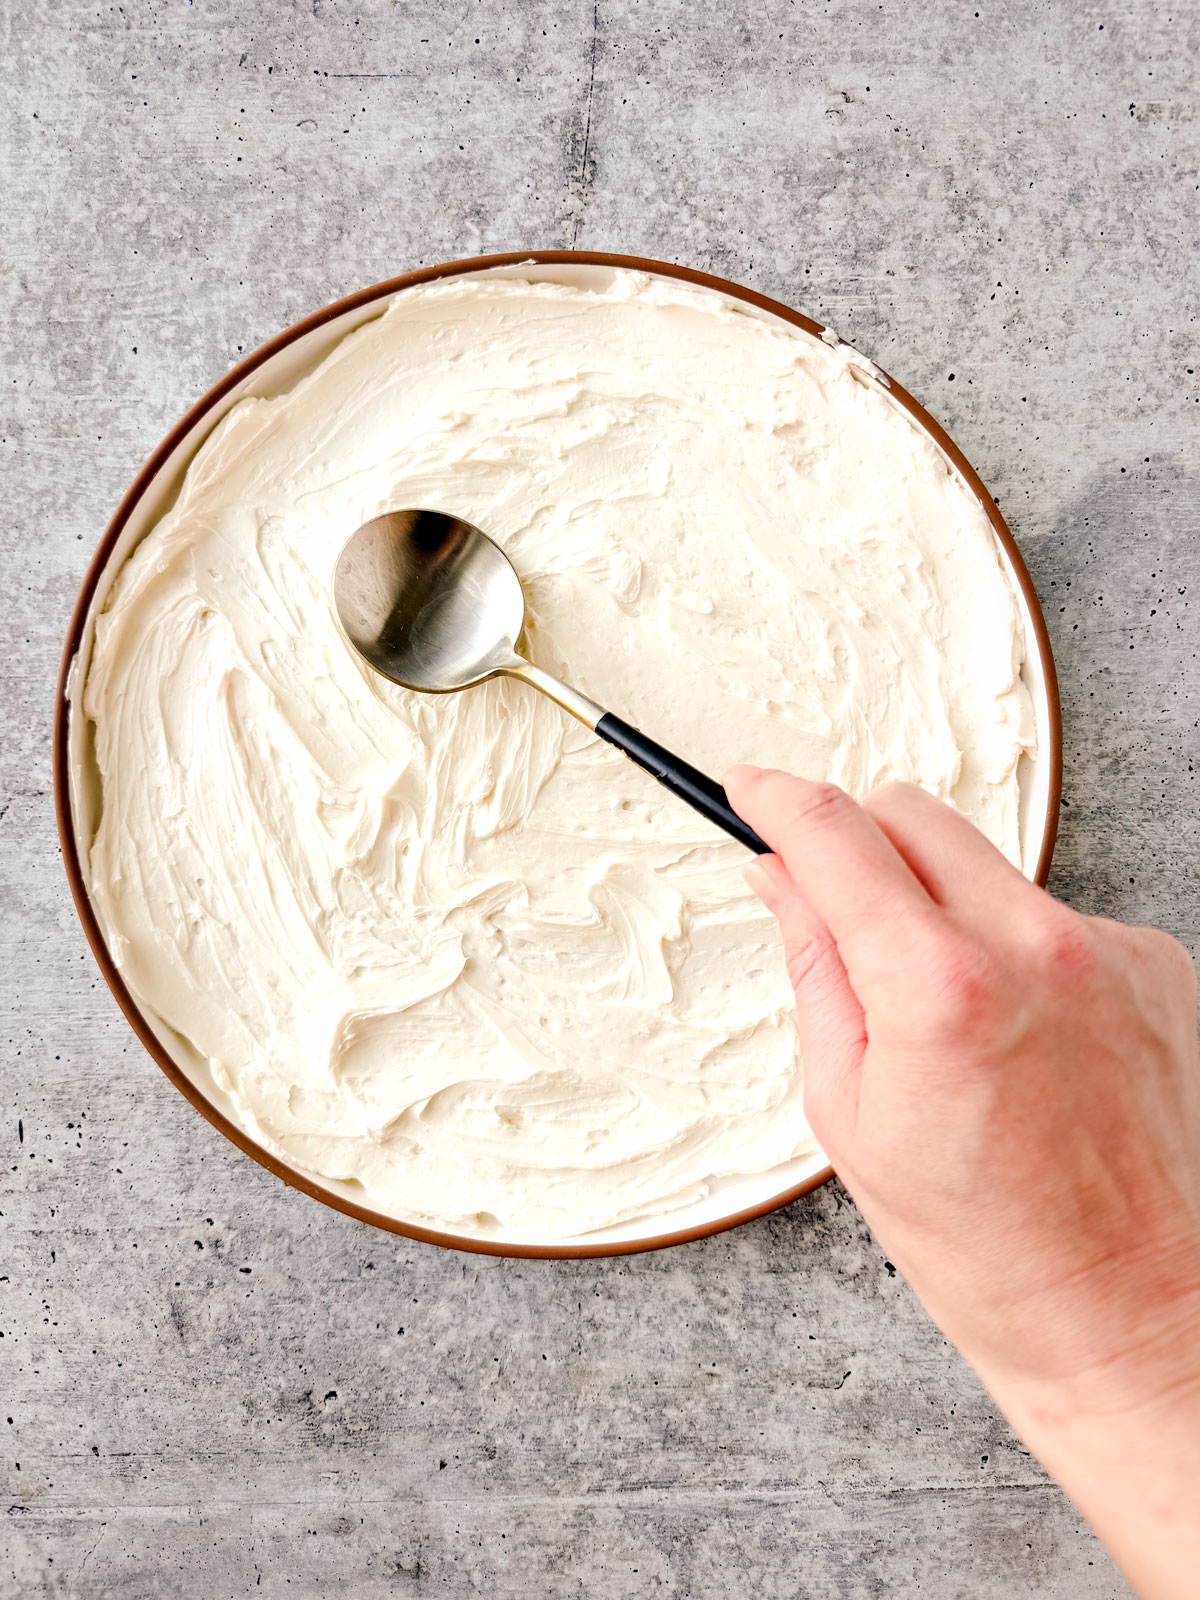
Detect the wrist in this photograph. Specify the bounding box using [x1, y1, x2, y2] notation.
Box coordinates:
[960, 1232, 1200, 1426]
[1000, 1372, 1200, 1600]
[975, 1295, 1200, 1600]
[996, 1342, 1200, 1466]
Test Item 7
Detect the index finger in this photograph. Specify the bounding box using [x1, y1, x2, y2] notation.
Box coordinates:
[724, 766, 942, 993]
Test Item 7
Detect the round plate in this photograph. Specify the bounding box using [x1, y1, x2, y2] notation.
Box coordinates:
[54, 251, 1062, 1258]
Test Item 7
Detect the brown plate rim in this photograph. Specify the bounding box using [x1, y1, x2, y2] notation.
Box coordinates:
[52, 248, 1063, 1259]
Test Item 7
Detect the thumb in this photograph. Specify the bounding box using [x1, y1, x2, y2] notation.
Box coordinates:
[745, 854, 865, 1155]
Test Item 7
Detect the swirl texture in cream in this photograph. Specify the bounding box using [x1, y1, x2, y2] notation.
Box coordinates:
[81, 272, 1033, 1239]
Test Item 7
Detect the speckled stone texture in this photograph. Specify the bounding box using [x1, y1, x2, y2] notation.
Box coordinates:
[3, 0, 1197, 1594]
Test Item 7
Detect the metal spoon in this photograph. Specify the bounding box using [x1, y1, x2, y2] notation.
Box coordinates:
[333, 509, 768, 853]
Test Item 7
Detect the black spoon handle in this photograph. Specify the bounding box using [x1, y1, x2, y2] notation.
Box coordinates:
[595, 713, 770, 855]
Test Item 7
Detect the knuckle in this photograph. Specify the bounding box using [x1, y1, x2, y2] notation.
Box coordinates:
[1172, 941, 1199, 997]
[784, 926, 838, 993]
[863, 779, 920, 814]
[780, 779, 853, 834]
[1026, 904, 1097, 978]
[1138, 927, 1198, 992]
[920, 932, 1001, 1037]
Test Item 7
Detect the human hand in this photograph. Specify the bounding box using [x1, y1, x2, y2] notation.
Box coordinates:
[725, 768, 1200, 1599]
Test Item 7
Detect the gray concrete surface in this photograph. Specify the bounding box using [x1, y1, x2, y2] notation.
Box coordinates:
[3, 0, 1197, 1593]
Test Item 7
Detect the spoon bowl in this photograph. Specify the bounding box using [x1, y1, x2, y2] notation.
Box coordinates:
[334, 510, 526, 693]
[334, 509, 769, 854]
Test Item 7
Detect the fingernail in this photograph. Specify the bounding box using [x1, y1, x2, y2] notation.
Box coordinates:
[724, 763, 763, 787]
[742, 860, 780, 910]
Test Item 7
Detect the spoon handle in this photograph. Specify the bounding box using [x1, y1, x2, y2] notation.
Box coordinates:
[595, 713, 770, 855]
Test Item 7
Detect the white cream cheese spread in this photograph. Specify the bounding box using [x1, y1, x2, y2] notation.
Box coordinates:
[81, 271, 1034, 1239]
